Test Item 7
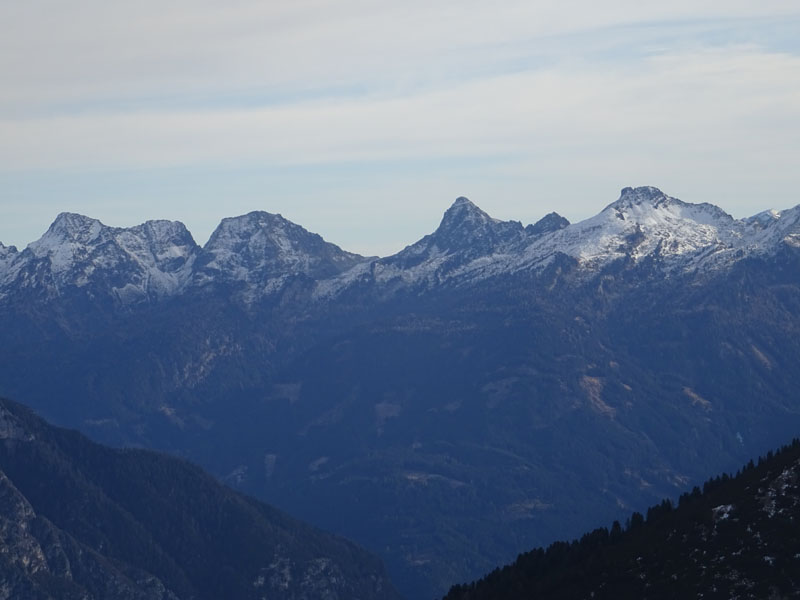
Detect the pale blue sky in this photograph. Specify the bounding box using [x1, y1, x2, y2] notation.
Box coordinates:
[1, 1, 799, 256]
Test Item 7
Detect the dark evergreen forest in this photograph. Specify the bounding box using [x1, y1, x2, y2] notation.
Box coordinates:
[444, 439, 800, 599]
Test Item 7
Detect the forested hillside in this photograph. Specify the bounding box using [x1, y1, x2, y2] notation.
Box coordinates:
[444, 439, 800, 599]
[0, 397, 400, 600]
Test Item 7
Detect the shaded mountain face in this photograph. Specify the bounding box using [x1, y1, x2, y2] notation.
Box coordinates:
[443, 439, 800, 600]
[0, 397, 401, 600]
[1, 187, 800, 598]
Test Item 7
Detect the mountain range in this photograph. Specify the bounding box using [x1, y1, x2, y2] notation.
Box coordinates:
[1, 186, 799, 598]
[2, 186, 798, 307]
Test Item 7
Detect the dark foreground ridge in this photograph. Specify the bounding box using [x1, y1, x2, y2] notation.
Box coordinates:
[444, 439, 800, 600]
[0, 397, 401, 600]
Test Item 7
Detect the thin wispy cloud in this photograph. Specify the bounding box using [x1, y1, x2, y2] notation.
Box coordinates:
[3, 46, 798, 168]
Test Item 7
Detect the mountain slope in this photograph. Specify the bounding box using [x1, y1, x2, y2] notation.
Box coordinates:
[314, 197, 565, 298]
[522, 185, 800, 273]
[0, 397, 401, 600]
[252, 248, 800, 597]
[1, 187, 799, 598]
[194, 210, 370, 301]
[0, 209, 370, 308]
[443, 438, 800, 599]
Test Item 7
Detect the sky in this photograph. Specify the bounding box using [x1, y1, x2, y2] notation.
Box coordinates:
[1, 1, 799, 257]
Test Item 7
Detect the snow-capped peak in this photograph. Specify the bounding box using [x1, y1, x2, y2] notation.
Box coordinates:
[2, 214, 199, 304]
[751, 205, 800, 248]
[314, 198, 531, 297]
[443, 196, 493, 220]
[610, 186, 670, 209]
[204, 211, 298, 252]
[32, 211, 102, 247]
[49, 211, 104, 237]
[746, 209, 782, 229]
[424, 197, 526, 257]
[438, 197, 497, 233]
[27, 214, 197, 274]
[521, 187, 764, 274]
[604, 186, 734, 226]
[527, 212, 570, 236]
[113, 220, 198, 274]
[27, 213, 109, 273]
[197, 210, 368, 291]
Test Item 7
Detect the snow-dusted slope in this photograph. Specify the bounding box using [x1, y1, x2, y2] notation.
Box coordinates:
[526, 212, 570, 236]
[194, 210, 370, 299]
[372, 197, 528, 284]
[316, 186, 800, 299]
[0, 213, 199, 304]
[1, 187, 797, 306]
[388, 197, 530, 266]
[520, 186, 800, 274]
[750, 205, 800, 249]
[315, 197, 568, 297]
